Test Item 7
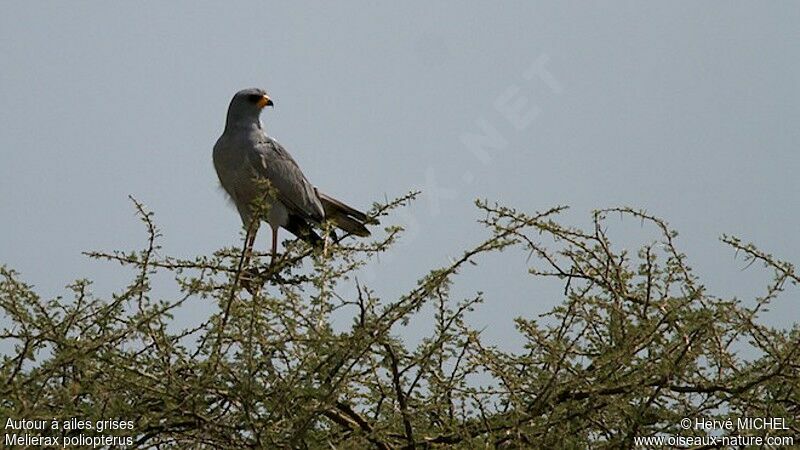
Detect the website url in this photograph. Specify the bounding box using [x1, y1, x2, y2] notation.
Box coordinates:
[634, 434, 794, 447]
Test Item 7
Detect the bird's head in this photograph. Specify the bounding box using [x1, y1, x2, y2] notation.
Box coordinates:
[225, 88, 274, 128]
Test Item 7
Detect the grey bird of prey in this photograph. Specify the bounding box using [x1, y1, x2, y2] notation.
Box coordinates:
[213, 88, 373, 265]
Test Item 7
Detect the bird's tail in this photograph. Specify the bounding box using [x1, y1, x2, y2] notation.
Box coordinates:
[317, 190, 377, 237]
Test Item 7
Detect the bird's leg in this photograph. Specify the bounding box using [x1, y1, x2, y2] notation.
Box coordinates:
[243, 219, 259, 268]
[270, 226, 279, 267]
[237, 219, 264, 295]
[244, 232, 256, 267]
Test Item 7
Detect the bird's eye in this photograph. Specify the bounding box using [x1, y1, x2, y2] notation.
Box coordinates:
[247, 93, 263, 103]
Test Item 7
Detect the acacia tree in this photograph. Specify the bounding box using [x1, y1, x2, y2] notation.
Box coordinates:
[1, 193, 798, 448]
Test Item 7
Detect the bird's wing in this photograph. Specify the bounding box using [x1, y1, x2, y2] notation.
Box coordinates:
[247, 136, 325, 223]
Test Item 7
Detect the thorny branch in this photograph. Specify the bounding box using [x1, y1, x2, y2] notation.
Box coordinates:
[1, 195, 797, 448]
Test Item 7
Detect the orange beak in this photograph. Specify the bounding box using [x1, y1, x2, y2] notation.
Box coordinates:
[257, 95, 273, 108]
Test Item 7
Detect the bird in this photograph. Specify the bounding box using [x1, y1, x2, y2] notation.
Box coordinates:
[213, 88, 374, 269]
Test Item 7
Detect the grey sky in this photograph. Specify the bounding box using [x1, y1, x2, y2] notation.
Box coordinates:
[1, 2, 798, 347]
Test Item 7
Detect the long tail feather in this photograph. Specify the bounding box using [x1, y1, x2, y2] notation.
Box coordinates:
[317, 190, 376, 237]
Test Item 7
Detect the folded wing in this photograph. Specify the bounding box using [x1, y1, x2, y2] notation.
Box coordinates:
[248, 137, 325, 224]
